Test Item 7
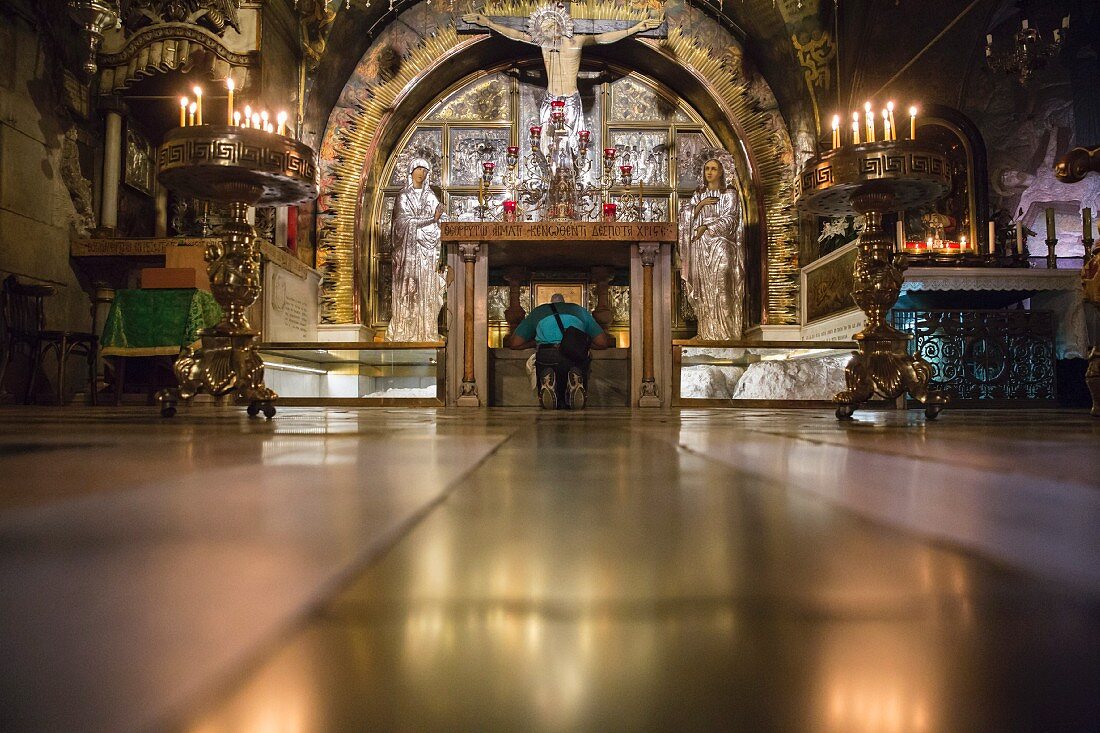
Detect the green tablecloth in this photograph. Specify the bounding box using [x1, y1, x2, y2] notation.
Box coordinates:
[100, 289, 223, 357]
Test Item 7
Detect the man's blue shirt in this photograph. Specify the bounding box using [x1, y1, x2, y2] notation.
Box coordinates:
[513, 303, 603, 345]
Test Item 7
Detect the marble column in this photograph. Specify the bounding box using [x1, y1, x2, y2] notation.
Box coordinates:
[457, 241, 481, 406]
[100, 109, 123, 231]
[638, 242, 661, 407]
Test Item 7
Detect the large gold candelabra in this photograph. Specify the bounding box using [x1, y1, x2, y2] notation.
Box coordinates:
[797, 140, 952, 420]
[154, 125, 318, 418]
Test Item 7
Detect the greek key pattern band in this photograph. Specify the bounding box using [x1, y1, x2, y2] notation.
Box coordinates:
[159, 137, 316, 180]
[797, 148, 949, 198]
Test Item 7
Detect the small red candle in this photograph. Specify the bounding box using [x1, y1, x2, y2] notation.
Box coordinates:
[603, 202, 617, 221]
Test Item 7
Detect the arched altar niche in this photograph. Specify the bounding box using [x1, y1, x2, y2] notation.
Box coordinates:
[315, 0, 799, 330]
[365, 63, 736, 344]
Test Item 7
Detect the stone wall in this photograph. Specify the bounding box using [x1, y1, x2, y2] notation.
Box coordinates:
[0, 1, 98, 397]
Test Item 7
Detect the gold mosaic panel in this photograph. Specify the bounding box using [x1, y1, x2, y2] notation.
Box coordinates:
[610, 77, 690, 123]
[426, 73, 511, 122]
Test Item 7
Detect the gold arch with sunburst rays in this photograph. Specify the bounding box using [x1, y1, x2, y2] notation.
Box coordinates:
[315, 1, 799, 325]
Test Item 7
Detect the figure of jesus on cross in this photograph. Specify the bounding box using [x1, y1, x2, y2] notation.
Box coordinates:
[461, 4, 663, 153]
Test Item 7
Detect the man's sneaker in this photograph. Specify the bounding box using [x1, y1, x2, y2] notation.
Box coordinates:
[539, 370, 557, 410]
[566, 370, 586, 410]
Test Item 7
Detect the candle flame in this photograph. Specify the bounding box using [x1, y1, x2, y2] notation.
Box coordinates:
[277, 111, 288, 123]
[180, 97, 188, 107]
[193, 86, 202, 98]
[864, 101, 872, 112]
[909, 106, 918, 116]
[832, 115, 839, 130]
[226, 77, 234, 91]
[887, 101, 895, 112]
[189, 102, 197, 113]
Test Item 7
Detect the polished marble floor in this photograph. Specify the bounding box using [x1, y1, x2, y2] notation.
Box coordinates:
[0, 406, 1097, 732]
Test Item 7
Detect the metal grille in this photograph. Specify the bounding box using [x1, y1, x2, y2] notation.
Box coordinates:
[891, 309, 1056, 400]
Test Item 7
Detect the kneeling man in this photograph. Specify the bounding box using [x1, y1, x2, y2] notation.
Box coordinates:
[508, 293, 610, 409]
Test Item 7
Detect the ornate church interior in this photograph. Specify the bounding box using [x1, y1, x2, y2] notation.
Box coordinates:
[1, 0, 1098, 729]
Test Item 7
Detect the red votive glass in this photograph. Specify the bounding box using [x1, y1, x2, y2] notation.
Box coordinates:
[603, 202, 617, 222]
[578, 130, 591, 146]
[604, 147, 617, 160]
[550, 99, 565, 110]
[530, 125, 542, 139]
[503, 199, 517, 222]
[619, 164, 633, 177]
[506, 145, 519, 156]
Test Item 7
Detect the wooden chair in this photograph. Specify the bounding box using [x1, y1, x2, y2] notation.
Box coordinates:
[0, 275, 98, 405]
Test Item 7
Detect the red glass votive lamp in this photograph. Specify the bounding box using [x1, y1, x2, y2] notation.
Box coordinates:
[604, 147, 617, 160]
[503, 199, 517, 222]
[603, 202, 617, 222]
[506, 145, 519, 167]
[529, 125, 542, 141]
[550, 99, 565, 111]
[481, 161, 495, 183]
[577, 130, 591, 147]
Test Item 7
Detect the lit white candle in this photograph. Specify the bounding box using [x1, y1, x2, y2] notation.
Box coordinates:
[261, 110, 269, 130]
[180, 97, 188, 127]
[226, 78, 235, 125]
[251, 113, 260, 129]
[909, 106, 918, 139]
[188, 102, 196, 127]
[886, 101, 896, 141]
[192, 86, 203, 126]
[277, 111, 288, 136]
[243, 105, 252, 128]
[882, 109, 891, 142]
[233, 111, 241, 127]
[852, 112, 860, 145]
[865, 102, 875, 143]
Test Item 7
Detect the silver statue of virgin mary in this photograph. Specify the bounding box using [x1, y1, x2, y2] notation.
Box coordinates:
[385, 158, 446, 342]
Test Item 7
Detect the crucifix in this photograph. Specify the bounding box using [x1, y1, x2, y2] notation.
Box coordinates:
[459, 4, 665, 149]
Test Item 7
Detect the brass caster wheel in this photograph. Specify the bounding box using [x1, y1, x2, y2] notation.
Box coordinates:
[160, 403, 177, 418]
[262, 402, 276, 419]
[249, 401, 275, 419]
[247, 402, 260, 417]
[924, 404, 942, 420]
[835, 404, 855, 420]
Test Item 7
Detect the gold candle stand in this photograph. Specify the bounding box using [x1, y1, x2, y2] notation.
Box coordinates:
[797, 140, 952, 420]
[153, 126, 319, 418]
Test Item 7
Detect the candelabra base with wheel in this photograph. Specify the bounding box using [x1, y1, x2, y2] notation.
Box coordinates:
[797, 141, 953, 420]
[152, 126, 318, 418]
